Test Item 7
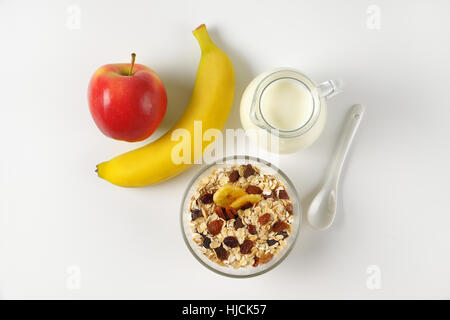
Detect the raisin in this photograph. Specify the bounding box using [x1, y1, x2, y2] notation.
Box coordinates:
[200, 193, 214, 204]
[225, 207, 237, 220]
[191, 209, 203, 220]
[207, 220, 223, 236]
[234, 216, 244, 229]
[276, 231, 289, 239]
[248, 224, 257, 235]
[240, 239, 254, 254]
[252, 256, 259, 267]
[202, 236, 211, 249]
[215, 206, 227, 220]
[214, 245, 229, 260]
[228, 170, 240, 182]
[243, 164, 255, 178]
[278, 190, 289, 200]
[246, 185, 262, 194]
[260, 253, 273, 264]
[267, 239, 278, 246]
[285, 203, 294, 215]
[272, 220, 289, 232]
[223, 236, 239, 248]
[258, 213, 271, 225]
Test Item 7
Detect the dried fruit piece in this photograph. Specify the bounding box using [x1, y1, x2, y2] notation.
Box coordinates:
[278, 189, 289, 200]
[246, 185, 262, 194]
[207, 219, 224, 236]
[214, 245, 229, 260]
[215, 206, 227, 220]
[259, 253, 273, 264]
[228, 170, 240, 183]
[225, 207, 237, 220]
[240, 239, 254, 254]
[248, 224, 257, 235]
[285, 203, 294, 215]
[234, 216, 244, 229]
[258, 213, 271, 225]
[276, 231, 289, 239]
[191, 209, 203, 220]
[223, 236, 239, 248]
[213, 184, 246, 207]
[252, 256, 259, 267]
[243, 164, 255, 178]
[202, 236, 211, 249]
[272, 220, 289, 232]
[200, 193, 214, 204]
[230, 194, 262, 209]
[267, 239, 278, 246]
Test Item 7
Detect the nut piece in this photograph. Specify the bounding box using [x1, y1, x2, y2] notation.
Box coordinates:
[207, 220, 224, 236]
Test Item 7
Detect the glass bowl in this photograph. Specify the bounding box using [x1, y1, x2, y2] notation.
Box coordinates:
[180, 155, 301, 278]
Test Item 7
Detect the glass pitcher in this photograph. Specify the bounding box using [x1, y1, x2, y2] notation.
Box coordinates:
[240, 69, 343, 153]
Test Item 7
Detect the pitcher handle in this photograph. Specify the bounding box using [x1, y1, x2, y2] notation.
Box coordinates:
[318, 79, 344, 99]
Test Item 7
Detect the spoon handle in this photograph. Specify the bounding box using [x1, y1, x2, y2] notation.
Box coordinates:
[326, 104, 365, 187]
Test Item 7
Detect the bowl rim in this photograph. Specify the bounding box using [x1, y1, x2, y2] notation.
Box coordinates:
[179, 155, 302, 278]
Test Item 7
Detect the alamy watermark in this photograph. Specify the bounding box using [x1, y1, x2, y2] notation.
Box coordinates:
[170, 122, 281, 167]
[366, 264, 382, 290]
[66, 265, 81, 290]
[66, 4, 81, 30]
[366, 5, 381, 30]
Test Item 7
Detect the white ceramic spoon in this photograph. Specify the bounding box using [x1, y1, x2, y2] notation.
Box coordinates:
[307, 104, 365, 230]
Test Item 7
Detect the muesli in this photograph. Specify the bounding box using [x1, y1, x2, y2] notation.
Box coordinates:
[189, 164, 294, 269]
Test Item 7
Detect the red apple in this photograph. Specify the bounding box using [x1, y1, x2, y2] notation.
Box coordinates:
[88, 53, 167, 142]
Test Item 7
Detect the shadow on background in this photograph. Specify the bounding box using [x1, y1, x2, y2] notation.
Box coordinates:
[207, 26, 254, 130]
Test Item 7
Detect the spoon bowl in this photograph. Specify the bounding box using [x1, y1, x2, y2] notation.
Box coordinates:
[308, 188, 337, 230]
[307, 104, 364, 230]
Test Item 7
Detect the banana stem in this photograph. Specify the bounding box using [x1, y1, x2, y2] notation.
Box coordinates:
[193, 24, 213, 51]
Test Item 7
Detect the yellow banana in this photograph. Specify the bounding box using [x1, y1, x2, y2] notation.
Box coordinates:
[96, 24, 235, 187]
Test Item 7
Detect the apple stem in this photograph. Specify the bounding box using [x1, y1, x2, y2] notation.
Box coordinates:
[129, 53, 136, 76]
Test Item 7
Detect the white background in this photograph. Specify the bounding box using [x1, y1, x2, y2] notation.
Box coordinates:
[1, 0, 449, 299]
